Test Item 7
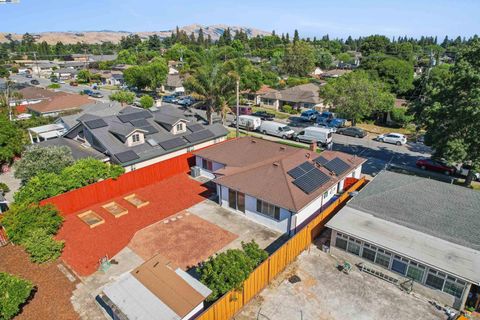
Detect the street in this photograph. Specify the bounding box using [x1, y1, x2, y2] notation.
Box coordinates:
[9, 73, 113, 102]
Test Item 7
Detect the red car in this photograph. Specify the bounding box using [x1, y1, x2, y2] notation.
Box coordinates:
[416, 158, 456, 175]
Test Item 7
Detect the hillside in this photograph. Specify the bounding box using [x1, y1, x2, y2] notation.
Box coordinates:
[0, 24, 271, 44]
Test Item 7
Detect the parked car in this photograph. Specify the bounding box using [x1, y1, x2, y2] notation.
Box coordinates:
[30, 79, 40, 85]
[376, 133, 407, 145]
[258, 121, 295, 139]
[25, 74, 32, 78]
[336, 127, 367, 138]
[230, 105, 253, 115]
[70, 81, 78, 86]
[177, 97, 193, 106]
[162, 95, 178, 103]
[90, 92, 104, 98]
[317, 111, 335, 120]
[317, 117, 346, 128]
[251, 110, 275, 121]
[300, 109, 319, 121]
[81, 89, 94, 96]
[416, 158, 456, 176]
[234, 115, 262, 131]
[294, 127, 333, 146]
[51, 77, 59, 83]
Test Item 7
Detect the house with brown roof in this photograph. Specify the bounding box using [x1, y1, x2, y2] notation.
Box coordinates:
[259, 83, 324, 111]
[99, 254, 211, 320]
[194, 137, 366, 234]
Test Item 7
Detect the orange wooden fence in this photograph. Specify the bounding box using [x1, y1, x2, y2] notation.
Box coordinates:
[40, 153, 195, 215]
[196, 177, 367, 320]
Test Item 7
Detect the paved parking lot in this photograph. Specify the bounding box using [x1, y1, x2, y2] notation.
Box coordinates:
[237, 241, 446, 320]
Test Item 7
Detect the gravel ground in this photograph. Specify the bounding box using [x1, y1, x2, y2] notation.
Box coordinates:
[0, 244, 79, 320]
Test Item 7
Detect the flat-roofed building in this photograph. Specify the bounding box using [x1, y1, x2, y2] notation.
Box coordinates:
[326, 170, 480, 310]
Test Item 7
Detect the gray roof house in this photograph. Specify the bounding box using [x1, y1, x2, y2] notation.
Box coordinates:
[163, 74, 185, 93]
[63, 105, 228, 171]
[326, 170, 480, 310]
[259, 83, 324, 111]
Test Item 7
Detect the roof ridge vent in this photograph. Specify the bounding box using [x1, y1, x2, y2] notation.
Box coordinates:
[273, 162, 279, 167]
[280, 146, 286, 151]
[305, 153, 311, 159]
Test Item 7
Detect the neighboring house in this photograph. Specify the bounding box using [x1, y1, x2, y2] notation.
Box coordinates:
[98, 254, 211, 320]
[63, 105, 228, 171]
[58, 61, 86, 70]
[36, 137, 109, 162]
[27, 123, 67, 143]
[259, 83, 324, 110]
[25, 92, 92, 117]
[243, 85, 277, 105]
[68, 53, 118, 63]
[56, 101, 124, 130]
[108, 73, 124, 86]
[312, 67, 324, 77]
[169, 67, 179, 75]
[320, 69, 352, 79]
[30, 61, 58, 77]
[163, 74, 185, 93]
[326, 170, 480, 310]
[194, 137, 365, 234]
[52, 68, 78, 80]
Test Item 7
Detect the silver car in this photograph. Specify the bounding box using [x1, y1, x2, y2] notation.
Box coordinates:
[376, 133, 407, 145]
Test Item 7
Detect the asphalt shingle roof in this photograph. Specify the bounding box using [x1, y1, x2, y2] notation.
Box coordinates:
[348, 171, 480, 250]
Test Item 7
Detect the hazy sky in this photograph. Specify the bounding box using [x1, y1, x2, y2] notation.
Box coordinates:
[0, 0, 479, 38]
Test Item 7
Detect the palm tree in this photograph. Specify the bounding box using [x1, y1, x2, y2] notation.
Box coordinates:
[184, 50, 237, 124]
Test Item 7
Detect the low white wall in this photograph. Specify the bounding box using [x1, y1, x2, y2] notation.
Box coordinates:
[183, 302, 204, 320]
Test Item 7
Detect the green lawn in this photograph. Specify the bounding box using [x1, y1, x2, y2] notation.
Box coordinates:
[252, 106, 293, 120]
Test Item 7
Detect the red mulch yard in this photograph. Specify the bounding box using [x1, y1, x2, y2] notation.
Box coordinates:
[56, 174, 211, 276]
[128, 211, 238, 270]
[0, 244, 79, 320]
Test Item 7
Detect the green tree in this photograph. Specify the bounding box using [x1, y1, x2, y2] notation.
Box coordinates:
[0, 66, 9, 78]
[184, 50, 237, 124]
[0, 272, 34, 320]
[361, 55, 414, 95]
[419, 39, 480, 186]
[139, 95, 154, 109]
[22, 228, 64, 263]
[116, 49, 137, 65]
[314, 48, 333, 69]
[13, 172, 67, 204]
[14, 145, 74, 184]
[360, 35, 391, 56]
[320, 71, 395, 125]
[77, 69, 93, 83]
[281, 41, 315, 77]
[222, 58, 262, 92]
[61, 158, 124, 190]
[1, 204, 63, 244]
[145, 57, 168, 89]
[196, 240, 267, 302]
[109, 90, 136, 106]
[123, 66, 150, 89]
[0, 115, 25, 165]
[337, 52, 354, 64]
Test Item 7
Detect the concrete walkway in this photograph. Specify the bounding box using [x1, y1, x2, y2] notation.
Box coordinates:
[0, 168, 21, 203]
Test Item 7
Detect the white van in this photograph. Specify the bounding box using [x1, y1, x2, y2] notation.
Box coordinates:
[294, 127, 333, 146]
[258, 121, 295, 139]
[235, 115, 262, 131]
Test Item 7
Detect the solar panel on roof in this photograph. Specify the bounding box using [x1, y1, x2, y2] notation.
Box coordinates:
[158, 137, 187, 150]
[323, 157, 350, 175]
[314, 156, 329, 166]
[299, 161, 315, 172]
[292, 168, 330, 194]
[184, 130, 214, 143]
[114, 150, 139, 163]
[287, 167, 305, 179]
[187, 123, 203, 132]
[117, 111, 152, 123]
[85, 118, 108, 129]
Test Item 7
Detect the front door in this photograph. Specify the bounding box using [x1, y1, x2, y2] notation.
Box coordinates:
[228, 189, 237, 210]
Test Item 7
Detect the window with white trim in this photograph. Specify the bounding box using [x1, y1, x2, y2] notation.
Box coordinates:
[132, 133, 140, 143]
[176, 123, 184, 131]
[256, 199, 280, 220]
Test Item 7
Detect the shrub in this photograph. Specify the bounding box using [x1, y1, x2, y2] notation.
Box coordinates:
[390, 107, 414, 127]
[14, 172, 67, 204]
[139, 95, 154, 109]
[22, 229, 64, 263]
[0, 272, 34, 320]
[197, 240, 267, 302]
[0, 182, 9, 193]
[282, 105, 293, 113]
[47, 83, 61, 89]
[1, 204, 63, 244]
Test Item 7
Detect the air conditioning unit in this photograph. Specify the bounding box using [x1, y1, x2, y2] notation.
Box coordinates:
[191, 166, 201, 178]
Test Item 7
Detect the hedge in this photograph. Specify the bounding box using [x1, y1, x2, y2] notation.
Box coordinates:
[0, 273, 34, 320]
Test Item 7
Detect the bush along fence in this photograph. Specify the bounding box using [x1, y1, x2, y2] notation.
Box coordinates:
[196, 177, 367, 320]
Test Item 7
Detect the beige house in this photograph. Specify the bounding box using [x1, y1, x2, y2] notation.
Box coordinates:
[259, 83, 324, 111]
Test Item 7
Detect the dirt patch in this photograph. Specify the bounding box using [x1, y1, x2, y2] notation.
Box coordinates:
[0, 244, 79, 320]
[128, 211, 237, 270]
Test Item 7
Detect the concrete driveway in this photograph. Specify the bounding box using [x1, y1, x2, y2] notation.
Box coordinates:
[237, 241, 447, 320]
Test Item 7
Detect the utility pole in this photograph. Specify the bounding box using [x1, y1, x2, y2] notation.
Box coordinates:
[236, 79, 240, 138]
[83, 48, 88, 70]
[33, 52, 40, 77]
